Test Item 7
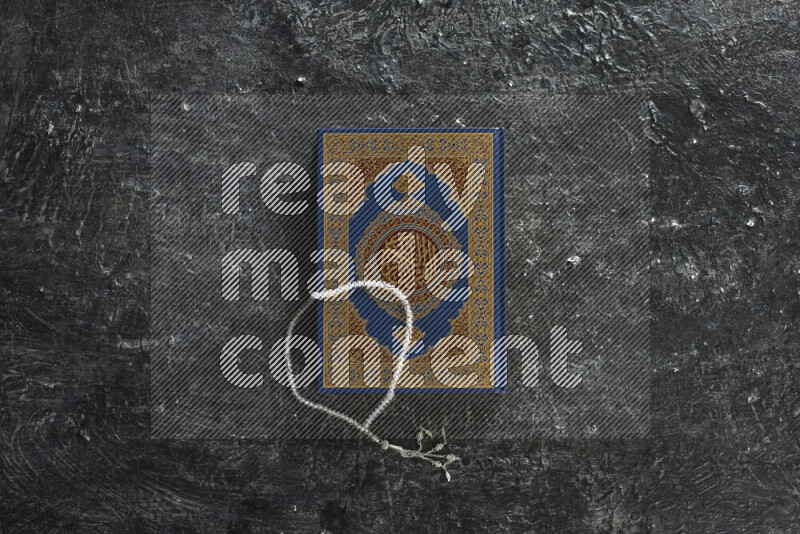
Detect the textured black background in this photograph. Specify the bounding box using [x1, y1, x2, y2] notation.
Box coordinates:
[1, 1, 799, 532]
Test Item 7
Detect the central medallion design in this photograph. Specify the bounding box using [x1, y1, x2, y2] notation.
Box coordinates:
[355, 206, 460, 322]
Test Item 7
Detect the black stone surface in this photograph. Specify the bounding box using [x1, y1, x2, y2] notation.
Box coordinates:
[1, 1, 798, 532]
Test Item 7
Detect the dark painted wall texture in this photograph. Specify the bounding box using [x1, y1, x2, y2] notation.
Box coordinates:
[1, 1, 799, 532]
